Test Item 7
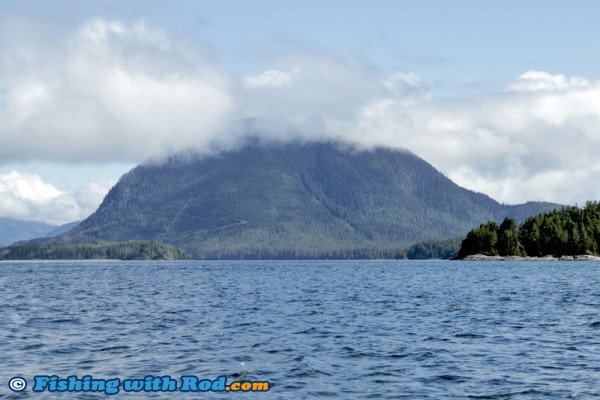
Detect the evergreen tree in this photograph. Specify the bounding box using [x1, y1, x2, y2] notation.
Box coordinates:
[497, 218, 524, 256]
[458, 221, 499, 258]
[459, 202, 600, 258]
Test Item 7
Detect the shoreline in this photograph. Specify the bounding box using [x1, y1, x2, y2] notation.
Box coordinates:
[459, 254, 600, 261]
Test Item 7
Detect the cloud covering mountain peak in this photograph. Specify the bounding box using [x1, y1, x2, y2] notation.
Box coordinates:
[1, 17, 600, 209]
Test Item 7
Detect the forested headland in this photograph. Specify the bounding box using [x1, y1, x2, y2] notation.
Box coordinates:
[0, 240, 191, 260]
[458, 201, 600, 258]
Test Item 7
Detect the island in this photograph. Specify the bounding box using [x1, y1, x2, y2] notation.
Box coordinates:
[456, 201, 600, 260]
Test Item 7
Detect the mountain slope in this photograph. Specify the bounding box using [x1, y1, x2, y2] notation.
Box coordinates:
[57, 141, 560, 258]
[45, 221, 80, 238]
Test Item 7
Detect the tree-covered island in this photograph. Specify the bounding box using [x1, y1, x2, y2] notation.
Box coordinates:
[457, 201, 600, 259]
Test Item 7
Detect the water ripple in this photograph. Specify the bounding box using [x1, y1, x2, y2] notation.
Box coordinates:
[1, 260, 600, 398]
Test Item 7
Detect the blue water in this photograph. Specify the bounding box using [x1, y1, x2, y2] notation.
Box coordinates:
[2, 260, 600, 398]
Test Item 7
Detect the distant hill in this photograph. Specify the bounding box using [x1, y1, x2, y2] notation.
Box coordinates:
[0, 217, 58, 246]
[55, 141, 561, 259]
[0, 240, 190, 260]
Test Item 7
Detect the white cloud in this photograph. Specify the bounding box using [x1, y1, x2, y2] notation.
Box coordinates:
[238, 65, 600, 207]
[74, 180, 115, 216]
[0, 18, 234, 163]
[507, 70, 589, 92]
[238, 52, 429, 145]
[243, 69, 297, 88]
[2, 16, 600, 207]
[0, 171, 113, 225]
[331, 70, 600, 205]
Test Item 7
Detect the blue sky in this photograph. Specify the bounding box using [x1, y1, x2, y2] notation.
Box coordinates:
[80, 1, 600, 84]
[1, 0, 600, 224]
[4, 0, 599, 91]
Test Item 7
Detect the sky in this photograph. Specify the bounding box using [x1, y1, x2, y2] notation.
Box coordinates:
[1, 0, 600, 224]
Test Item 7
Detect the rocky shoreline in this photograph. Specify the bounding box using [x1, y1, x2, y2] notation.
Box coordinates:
[459, 254, 600, 261]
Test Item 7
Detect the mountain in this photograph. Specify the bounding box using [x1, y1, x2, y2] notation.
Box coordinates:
[45, 221, 80, 238]
[0, 217, 58, 246]
[56, 141, 561, 259]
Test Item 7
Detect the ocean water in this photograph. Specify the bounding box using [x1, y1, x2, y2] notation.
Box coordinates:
[1, 260, 600, 399]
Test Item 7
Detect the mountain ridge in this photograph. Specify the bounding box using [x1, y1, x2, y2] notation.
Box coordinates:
[0, 217, 70, 246]
[55, 141, 561, 258]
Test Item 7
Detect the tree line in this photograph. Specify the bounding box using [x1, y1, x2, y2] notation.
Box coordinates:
[0, 240, 191, 260]
[458, 201, 600, 258]
[396, 236, 463, 260]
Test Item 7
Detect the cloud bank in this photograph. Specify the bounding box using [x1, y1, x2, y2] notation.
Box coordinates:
[0, 18, 233, 163]
[2, 17, 600, 219]
[0, 171, 114, 225]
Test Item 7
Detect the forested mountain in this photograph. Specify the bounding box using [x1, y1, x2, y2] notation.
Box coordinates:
[45, 221, 80, 238]
[55, 141, 560, 259]
[458, 202, 600, 258]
